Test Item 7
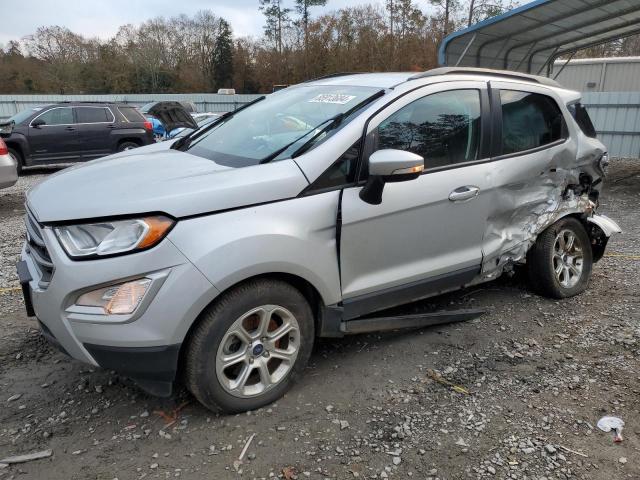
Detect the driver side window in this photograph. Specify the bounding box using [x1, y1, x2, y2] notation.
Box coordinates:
[376, 89, 482, 169]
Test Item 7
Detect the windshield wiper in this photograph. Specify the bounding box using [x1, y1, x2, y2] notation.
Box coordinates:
[260, 89, 385, 164]
[259, 113, 344, 164]
[171, 95, 266, 151]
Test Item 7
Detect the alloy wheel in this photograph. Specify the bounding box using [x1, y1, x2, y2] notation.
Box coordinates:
[552, 229, 584, 288]
[215, 305, 300, 398]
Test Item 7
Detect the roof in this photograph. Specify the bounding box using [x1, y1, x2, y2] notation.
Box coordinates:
[307, 72, 414, 88]
[553, 56, 640, 65]
[439, 0, 640, 74]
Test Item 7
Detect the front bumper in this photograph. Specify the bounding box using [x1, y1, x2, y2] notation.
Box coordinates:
[19, 224, 217, 395]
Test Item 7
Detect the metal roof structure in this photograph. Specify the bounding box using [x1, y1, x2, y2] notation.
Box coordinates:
[438, 0, 640, 75]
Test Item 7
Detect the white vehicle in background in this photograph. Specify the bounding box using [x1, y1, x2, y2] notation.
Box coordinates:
[0, 137, 18, 189]
[168, 113, 222, 139]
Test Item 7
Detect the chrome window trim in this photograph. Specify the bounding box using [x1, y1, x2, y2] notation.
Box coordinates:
[74, 106, 116, 124]
[29, 106, 75, 127]
[29, 106, 116, 127]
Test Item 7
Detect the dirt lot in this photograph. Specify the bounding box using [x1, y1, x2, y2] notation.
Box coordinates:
[0, 161, 638, 480]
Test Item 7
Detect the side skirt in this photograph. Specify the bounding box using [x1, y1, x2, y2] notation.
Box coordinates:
[340, 308, 485, 334]
[340, 266, 480, 321]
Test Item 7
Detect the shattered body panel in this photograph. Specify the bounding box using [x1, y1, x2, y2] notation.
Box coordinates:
[480, 85, 609, 280]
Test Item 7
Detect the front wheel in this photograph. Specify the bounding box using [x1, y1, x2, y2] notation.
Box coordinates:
[527, 217, 593, 299]
[185, 279, 315, 413]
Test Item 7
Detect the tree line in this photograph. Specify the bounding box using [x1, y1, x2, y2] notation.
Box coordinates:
[0, 0, 638, 95]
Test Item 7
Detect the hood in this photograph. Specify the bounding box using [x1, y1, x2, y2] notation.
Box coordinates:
[144, 102, 198, 132]
[27, 149, 309, 222]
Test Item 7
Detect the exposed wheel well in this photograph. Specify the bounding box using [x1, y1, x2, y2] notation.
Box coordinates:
[175, 273, 324, 384]
[5, 142, 23, 160]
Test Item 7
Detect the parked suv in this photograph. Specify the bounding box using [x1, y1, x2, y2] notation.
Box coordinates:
[18, 68, 620, 413]
[0, 102, 154, 172]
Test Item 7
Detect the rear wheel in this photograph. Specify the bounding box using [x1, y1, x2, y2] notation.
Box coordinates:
[7, 148, 23, 175]
[118, 141, 140, 152]
[527, 217, 593, 298]
[185, 279, 315, 413]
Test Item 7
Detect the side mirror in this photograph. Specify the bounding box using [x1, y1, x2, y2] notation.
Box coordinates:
[31, 118, 45, 128]
[359, 149, 424, 205]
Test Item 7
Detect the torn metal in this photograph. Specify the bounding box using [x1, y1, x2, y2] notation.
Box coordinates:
[479, 135, 617, 281]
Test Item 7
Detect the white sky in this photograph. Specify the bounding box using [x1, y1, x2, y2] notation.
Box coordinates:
[0, 0, 389, 45]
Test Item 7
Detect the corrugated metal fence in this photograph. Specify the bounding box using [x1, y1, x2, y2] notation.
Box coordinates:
[0, 93, 263, 122]
[582, 92, 640, 158]
[1, 91, 639, 158]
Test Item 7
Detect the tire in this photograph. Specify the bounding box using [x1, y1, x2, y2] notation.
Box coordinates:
[527, 217, 593, 299]
[185, 279, 315, 413]
[7, 148, 23, 175]
[117, 141, 140, 152]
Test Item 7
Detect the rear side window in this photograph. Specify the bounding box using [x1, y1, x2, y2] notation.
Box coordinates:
[376, 89, 482, 169]
[35, 107, 74, 126]
[568, 103, 597, 138]
[119, 106, 145, 123]
[76, 107, 112, 123]
[499, 90, 566, 155]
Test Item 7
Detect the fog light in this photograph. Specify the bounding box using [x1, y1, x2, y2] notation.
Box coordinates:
[76, 278, 152, 315]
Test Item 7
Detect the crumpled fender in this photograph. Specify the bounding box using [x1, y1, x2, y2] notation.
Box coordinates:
[587, 214, 622, 237]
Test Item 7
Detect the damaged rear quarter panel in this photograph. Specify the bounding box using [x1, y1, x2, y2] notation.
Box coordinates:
[480, 85, 606, 279]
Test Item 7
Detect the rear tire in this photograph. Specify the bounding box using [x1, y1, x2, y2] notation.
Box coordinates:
[185, 279, 315, 413]
[117, 141, 140, 152]
[527, 217, 593, 299]
[7, 148, 23, 175]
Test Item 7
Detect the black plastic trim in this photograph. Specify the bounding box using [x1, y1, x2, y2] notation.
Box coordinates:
[341, 266, 479, 320]
[84, 343, 180, 397]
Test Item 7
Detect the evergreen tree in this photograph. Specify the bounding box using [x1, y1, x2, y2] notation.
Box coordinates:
[213, 19, 234, 89]
[259, 0, 291, 54]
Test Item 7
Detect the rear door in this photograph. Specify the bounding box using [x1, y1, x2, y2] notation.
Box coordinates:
[338, 81, 493, 318]
[27, 107, 80, 161]
[481, 82, 576, 276]
[74, 106, 116, 159]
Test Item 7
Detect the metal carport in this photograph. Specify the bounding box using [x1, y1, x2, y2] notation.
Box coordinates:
[439, 0, 640, 75]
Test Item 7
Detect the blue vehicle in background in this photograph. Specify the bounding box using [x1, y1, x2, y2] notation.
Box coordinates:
[140, 101, 198, 141]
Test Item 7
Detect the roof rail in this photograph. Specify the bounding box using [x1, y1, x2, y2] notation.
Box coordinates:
[303, 72, 365, 83]
[408, 67, 562, 88]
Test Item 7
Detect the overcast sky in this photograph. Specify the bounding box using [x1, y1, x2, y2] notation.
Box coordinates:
[0, 0, 389, 45]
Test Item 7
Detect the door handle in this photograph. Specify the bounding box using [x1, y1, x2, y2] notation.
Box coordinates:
[449, 186, 480, 202]
[65, 126, 75, 131]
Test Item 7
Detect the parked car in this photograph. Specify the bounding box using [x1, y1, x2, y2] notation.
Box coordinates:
[18, 68, 620, 413]
[0, 137, 18, 189]
[167, 113, 222, 139]
[141, 101, 198, 140]
[0, 102, 155, 173]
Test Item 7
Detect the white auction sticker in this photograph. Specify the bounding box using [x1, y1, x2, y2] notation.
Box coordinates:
[309, 94, 356, 105]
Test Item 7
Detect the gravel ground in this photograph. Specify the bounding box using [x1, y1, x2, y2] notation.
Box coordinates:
[0, 161, 638, 480]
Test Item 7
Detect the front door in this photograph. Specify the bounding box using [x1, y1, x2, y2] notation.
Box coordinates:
[28, 107, 80, 161]
[339, 81, 493, 319]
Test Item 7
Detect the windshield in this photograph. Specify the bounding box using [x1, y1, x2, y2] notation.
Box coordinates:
[8, 108, 41, 125]
[186, 85, 381, 167]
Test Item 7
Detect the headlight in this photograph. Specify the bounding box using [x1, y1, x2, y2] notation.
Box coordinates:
[54, 215, 174, 259]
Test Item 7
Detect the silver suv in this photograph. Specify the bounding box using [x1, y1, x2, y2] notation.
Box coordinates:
[18, 68, 620, 413]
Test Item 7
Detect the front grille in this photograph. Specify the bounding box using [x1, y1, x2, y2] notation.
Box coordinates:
[25, 209, 54, 288]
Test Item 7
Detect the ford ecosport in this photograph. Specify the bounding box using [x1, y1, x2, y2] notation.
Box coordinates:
[18, 68, 620, 413]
